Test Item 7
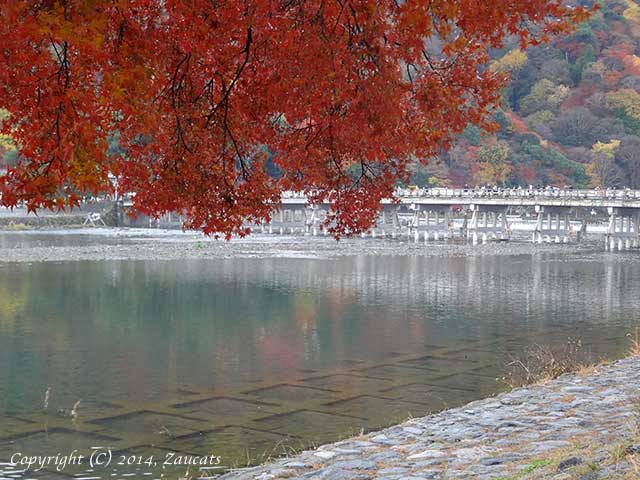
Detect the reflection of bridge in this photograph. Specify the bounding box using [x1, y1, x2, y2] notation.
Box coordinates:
[265, 188, 640, 251]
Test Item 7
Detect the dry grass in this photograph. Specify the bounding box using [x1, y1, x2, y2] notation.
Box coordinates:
[628, 328, 640, 357]
[499, 326, 640, 390]
[575, 362, 601, 377]
[499, 338, 595, 388]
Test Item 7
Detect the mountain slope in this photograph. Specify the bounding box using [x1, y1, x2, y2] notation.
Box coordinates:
[412, 0, 640, 189]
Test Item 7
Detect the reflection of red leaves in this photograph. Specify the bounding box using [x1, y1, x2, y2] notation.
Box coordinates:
[0, 1, 590, 236]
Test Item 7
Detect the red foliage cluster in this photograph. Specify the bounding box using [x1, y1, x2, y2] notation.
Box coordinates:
[0, 1, 589, 235]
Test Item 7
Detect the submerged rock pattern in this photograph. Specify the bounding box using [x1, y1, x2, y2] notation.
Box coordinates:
[219, 357, 640, 479]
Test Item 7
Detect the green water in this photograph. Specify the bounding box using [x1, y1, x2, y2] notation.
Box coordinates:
[0, 239, 638, 478]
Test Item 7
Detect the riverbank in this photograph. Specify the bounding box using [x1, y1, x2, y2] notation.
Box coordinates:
[217, 356, 640, 480]
[0, 228, 628, 263]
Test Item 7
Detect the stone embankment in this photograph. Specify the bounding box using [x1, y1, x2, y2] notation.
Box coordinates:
[218, 357, 640, 480]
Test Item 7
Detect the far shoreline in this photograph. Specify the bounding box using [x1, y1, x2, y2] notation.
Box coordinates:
[0, 227, 621, 264]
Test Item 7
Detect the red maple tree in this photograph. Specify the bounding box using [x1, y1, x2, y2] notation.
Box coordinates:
[0, 1, 589, 236]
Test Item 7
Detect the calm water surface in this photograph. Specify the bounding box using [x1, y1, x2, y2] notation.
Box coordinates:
[0, 234, 638, 478]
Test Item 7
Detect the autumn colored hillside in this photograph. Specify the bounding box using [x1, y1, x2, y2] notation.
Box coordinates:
[411, 0, 640, 189]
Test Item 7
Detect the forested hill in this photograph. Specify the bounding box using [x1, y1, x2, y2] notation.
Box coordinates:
[412, 0, 640, 189]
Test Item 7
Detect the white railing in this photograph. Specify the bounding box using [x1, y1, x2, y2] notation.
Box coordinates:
[281, 187, 640, 202]
[395, 187, 640, 200]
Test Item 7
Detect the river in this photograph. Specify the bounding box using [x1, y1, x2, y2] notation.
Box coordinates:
[0, 230, 637, 478]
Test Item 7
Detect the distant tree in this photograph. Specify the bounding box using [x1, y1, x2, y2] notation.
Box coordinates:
[566, 22, 598, 50]
[493, 110, 512, 136]
[461, 126, 483, 147]
[623, 0, 640, 25]
[515, 132, 541, 144]
[584, 92, 610, 117]
[553, 107, 622, 147]
[524, 110, 556, 137]
[604, 89, 640, 134]
[478, 137, 510, 165]
[474, 137, 512, 185]
[539, 58, 573, 85]
[519, 79, 570, 116]
[492, 49, 528, 74]
[581, 64, 604, 85]
[587, 140, 622, 187]
[410, 160, 452, 187]
[615, 135, 640, 188]
[546, 147, 589, 186]
[517, 164, 537, 185]
[620, 75, 640, 91]
[569, 45, 596, 83]
[564, 146, 593, 165]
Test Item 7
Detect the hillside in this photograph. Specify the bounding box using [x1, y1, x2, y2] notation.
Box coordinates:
[411, 0, 640, 189]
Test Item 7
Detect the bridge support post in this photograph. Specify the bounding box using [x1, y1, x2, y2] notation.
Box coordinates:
[625, 216, 631, 250]
[501, 212, 509, 240]
[533, 212, 542, 244]
[606, 209, 617, 251]
[534, 206, 573, 244]
[467, 210, 478, 243]
[576, 219, 587, 242]
[304, 208, 313, 236]
[604, 208, 640, 251]
[467, 205, 509, 243]
[410, 208, 420, 241]
[391, 208, 400, 239]
[379, 209, 387, 238]
[402, 205, 453, 242]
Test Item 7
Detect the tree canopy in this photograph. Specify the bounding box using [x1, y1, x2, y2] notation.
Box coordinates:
[0, 1, 588, 236]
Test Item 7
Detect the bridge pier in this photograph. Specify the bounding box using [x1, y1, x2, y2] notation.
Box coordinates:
[389, 207, 401, 238]
[376, 206, 403, 239]
[605, 208, 639, 251]
[466, 205, 509, 243]
[533, 206, 573, 244]
[407, 205, 453, 241]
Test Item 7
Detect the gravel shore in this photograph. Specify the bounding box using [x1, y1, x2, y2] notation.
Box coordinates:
[0, 228, 624, 263]
[218, 357, 640, 480]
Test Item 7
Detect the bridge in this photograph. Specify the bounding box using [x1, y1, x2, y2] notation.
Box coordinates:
[260, 188, 640, 251]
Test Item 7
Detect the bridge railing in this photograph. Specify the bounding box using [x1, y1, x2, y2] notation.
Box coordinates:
[282, 188, 640, 202]
[395, 187, 640, 200]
